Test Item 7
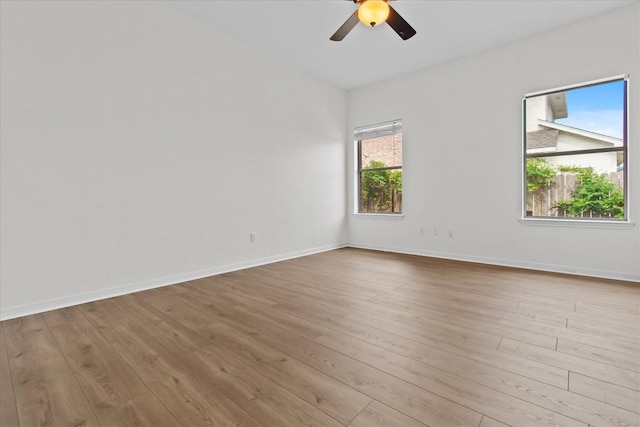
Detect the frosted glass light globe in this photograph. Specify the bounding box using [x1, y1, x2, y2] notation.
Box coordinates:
[358, 0, 390, 27]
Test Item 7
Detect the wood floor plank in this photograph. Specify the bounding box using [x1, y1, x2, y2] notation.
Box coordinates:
[77, 299, 257, 426]
[110, 296, 344, 427]
[423, 277, 579, 311]
[218, 267, 509, 328]
[566, 318, 640, 342]
[194, 334, 346, 427]
[518, 300, 638, 327]
[367, 299, 553, 348]
[79, 299, 270, 427]
[204, 274, 367, 319]
[224, 291, 569, 389]
[503, 316, 640, 356]
[235, 275, 559, 351]
[499, 337, 640, 391]
[508, 304, 569, 325]
[514, 302, 640, 336]
[363, 296, 557, 349]
[390, 282, 527, 313]
[229, 265, 384, 301]
[77, 300, 193, 382]
[144, 373, 264, 427]
[117, 293, 370, 426]
[42, 305, 85, 327]
[481, 272, 637, 301]
[311, 333, 583, 427]
[312, 318, 638, 427]
[368, 292, 507, 324]
[557, 339, 640, 372]
[211, 279, 564, 381]
[479, 415, 511, 427]
[144, 284, 485, 427]
[575, 299, 640, 316]
[0, 325, 19, 427]
[100, 391, 182, 427]
[2, 248, 638, 427]
[499, 311, 568, 328]
[44, 307, 152, 425]
[175, 284, 594, 427]
[203, 321, 373, 425]
[347, 400, 427, 427]
[3, 315, 100, 427]
[569, 372, 640, 414]
[280, 301, 505, 349]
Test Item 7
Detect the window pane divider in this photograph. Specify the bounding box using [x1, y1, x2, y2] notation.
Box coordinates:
[525, 146, 625, 159]
[359, 166, 402, 172]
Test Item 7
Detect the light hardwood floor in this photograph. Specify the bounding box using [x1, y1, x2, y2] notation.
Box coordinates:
[1, 248, 639, 426]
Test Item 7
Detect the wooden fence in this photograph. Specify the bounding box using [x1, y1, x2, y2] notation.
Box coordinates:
[526, 171, 623, 218]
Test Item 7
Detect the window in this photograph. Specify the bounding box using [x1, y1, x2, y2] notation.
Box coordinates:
[355, 120, 403, 214]
[523, 76, 627, 220]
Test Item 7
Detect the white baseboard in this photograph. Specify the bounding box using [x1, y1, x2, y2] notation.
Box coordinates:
[0, 243, 347, 321]
[3, 241, 636, 321]
[348, 243, 640, 283]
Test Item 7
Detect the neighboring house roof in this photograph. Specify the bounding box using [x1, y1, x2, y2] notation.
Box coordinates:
[526, 129, 558, 150]
[537, 119, 622, 146]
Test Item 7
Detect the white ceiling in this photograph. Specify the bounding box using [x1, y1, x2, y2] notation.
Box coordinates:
[165, 0, 638, 90]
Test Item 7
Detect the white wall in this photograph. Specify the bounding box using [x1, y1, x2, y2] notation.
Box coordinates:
[2, 2, 637, 321]
[0, 1, 347, 319]
[347, 4, 640, 282]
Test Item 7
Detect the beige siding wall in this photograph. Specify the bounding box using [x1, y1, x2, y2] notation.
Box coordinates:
[552, 134, 618, 173]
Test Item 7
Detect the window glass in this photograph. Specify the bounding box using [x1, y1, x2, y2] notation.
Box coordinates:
[524, 78, 627, 220]
[356, 121, 403, 214]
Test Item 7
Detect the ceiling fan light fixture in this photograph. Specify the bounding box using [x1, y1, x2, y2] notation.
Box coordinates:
[330, 0, 415, 41]
[357, 0, 390, 27]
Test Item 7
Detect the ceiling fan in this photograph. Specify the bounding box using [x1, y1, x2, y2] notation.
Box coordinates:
[330, 0, 416, 41]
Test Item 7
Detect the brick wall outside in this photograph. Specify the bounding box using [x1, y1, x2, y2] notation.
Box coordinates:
[360, 134, 402, 168]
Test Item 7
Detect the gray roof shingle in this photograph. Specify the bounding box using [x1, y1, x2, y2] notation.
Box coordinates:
[526, 129, 558, 149]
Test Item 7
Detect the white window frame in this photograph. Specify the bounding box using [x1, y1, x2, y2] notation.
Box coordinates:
[521, 75, 630, 226]
[354, 119, 403, 216]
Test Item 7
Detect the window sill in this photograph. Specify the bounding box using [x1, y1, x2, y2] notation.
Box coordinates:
[519, 218, 635, 229]
[353, 213, 405, 219]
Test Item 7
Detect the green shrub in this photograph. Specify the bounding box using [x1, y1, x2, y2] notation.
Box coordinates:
[564, 168, 624, 218]
[526, 158, 556, 192]
[360, 161, 402, 213]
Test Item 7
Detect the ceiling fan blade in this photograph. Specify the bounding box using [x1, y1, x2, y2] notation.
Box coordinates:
[330, 10, 359, 41]
[387, 5, 416, 40]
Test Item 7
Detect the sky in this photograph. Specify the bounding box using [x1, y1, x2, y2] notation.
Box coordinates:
[555, 79, 625, 139]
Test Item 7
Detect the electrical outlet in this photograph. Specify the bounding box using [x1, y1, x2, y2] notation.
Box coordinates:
[449, 230, 454, 238]
[419, 227, 424, 235]
[433, 227, 438, 236]
[250, 232, 257, 243]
